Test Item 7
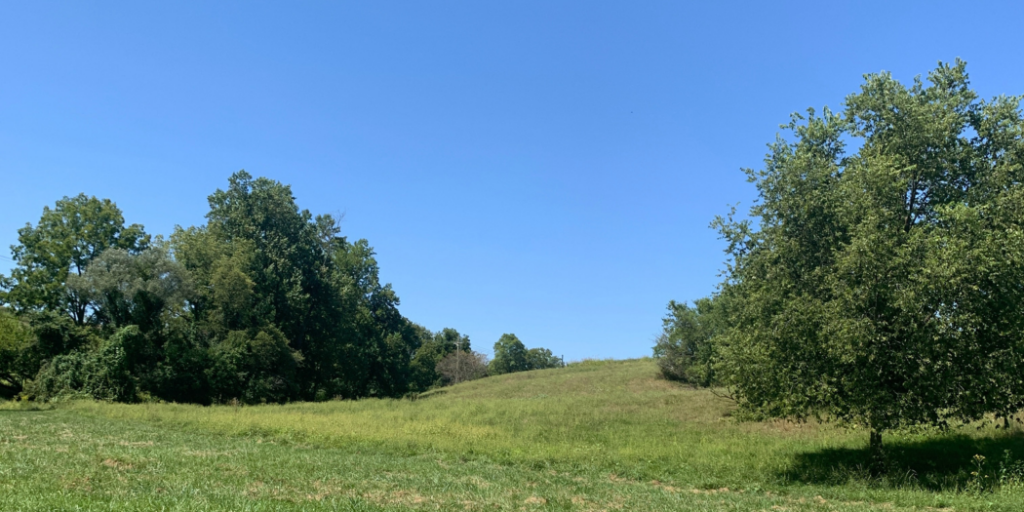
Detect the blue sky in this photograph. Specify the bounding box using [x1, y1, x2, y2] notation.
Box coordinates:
[2, 1, 1022, 360]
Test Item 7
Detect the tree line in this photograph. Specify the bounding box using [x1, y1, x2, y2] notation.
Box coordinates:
[655, 60, 1024, 458]
[0, 171, 561, 404]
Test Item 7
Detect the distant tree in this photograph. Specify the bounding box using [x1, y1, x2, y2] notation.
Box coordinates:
[409, 327, 471, 391]
[713, 61, 1024, 462]
[489, 333, 529, 375]
[525, 347, 562, 370]
[435, 350, 488, 385]
[3, 194, 149, 324]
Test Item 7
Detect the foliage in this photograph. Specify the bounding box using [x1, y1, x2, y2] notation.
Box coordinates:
[11, 311, 99, 391]
[184, 171, 424, 400]
[713, 61, 1024, 449]
[435, 350, 488, 385]
[67, 245, 193, 331]
[0, 172, 486, 404]
[409, 327, 471, 391]
[525, 347, 562, 370]
[3, 194, 150, 324]
[0, 308, 35, 395]
[490, 333, 561, 375]
[207, 327, 300, 404]
[489, 333, 529, 375]
[652, 296, 723, 386]
[145, 322, 213, 404]
[29, 325, 146, 402]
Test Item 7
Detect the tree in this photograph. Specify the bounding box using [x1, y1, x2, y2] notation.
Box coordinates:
[67, 245, 193, 332]
[435, 350, 488, 385]
[489, 333, 529, 375]
[490, 333, 562, 375]
[3, 173, 454, 404]
[652, 296, 721, 386]
[174, 171, 426, 400]
[409, 327, 471, 391]
[714, 60, 1024, 462]
[525, 347, 562, 370]
[3, 194, 150, 324]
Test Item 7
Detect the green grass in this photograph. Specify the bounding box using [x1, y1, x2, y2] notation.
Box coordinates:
[2, 359, 1024, 510]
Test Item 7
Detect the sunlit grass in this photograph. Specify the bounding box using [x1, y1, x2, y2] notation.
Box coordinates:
[2, 359, 1023, 510]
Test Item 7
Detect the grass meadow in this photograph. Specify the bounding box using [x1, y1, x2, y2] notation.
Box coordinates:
[3, 359, 1024, 511]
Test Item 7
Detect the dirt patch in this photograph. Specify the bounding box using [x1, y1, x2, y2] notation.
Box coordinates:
[118, 441, 154, 447]
[101, 458, 133, 470]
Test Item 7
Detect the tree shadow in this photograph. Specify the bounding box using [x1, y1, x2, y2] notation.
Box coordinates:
[784, 431, 1024, 491]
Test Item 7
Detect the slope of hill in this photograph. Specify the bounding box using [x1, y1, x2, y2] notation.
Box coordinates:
[2, 359, 1023, 511]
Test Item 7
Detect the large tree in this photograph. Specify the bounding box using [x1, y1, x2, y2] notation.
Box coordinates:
[715, 61, 1024, 458]
[489, 333, 529, 375]
[67, 245, 193, 332]
[173, 171, 423, 400]
[2, 194, 150, 324]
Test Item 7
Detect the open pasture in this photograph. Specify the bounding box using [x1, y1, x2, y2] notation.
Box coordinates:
[2, 359, 1023, 511]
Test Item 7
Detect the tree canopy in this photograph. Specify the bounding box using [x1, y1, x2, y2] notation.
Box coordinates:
[0, 171, 551, 403]
[2, 194, 150, 325]
[708, 60, 1024, 454]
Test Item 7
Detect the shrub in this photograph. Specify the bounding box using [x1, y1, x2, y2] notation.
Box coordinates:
[29, 325, 144, 402]
[653, 298, 719, 386]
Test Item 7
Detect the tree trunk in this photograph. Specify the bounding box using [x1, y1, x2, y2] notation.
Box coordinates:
[869, 428, 884, 474]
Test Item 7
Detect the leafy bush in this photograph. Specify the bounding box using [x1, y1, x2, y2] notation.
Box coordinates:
[29, 325, 145, 402]
[653, 298, 720, 386]
[0, 308, 35, 396]
[206, 327, 300, 404]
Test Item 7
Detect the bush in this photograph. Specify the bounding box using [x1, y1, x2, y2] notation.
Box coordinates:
[29, 325, 144, 402]
[0, 308, 35, 395]
[653, 298, 719, 386]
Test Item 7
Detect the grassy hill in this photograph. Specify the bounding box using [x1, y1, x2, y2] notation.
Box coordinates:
[2, 359, 1023, 511]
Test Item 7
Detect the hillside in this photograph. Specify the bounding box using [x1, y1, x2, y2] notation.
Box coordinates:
[2, 359, 1023, 511]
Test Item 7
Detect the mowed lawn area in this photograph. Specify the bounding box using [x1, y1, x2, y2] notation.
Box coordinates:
[2, 359, 1024, 511]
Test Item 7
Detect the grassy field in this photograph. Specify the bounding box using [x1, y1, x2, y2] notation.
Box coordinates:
[2, 359, 1024, 511]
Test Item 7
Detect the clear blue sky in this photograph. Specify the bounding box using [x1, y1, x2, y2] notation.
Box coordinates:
[2, 1, 1022, 360]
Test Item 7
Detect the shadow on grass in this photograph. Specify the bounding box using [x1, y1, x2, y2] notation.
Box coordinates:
[784, 432, 1024, 491]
